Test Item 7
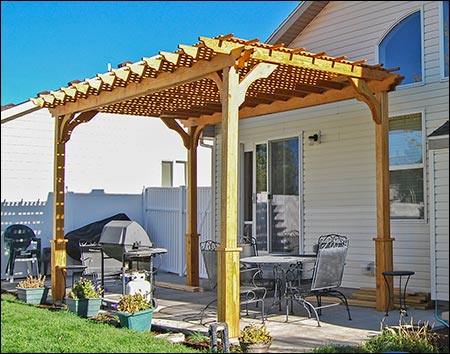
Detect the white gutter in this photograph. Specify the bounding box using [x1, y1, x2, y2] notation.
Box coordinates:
[1, 101, 43, 124]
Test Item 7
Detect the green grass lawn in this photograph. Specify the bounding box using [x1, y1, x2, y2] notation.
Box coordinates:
[1, 293, 202, 353]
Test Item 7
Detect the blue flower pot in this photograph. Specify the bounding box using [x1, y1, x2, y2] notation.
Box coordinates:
[66, 297, 102, 318]
[116, 308, 154, 332]
[16, 287, 49, 305]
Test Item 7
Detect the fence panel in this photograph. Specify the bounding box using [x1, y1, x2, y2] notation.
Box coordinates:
[143, 186, 211, 278]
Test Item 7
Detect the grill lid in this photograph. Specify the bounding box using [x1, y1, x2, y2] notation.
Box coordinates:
[99, 220, 152, 260]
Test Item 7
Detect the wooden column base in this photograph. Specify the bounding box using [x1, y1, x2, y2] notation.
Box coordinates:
[373, 237, 395, 312]
[50, 239, 68, 301]
[216, 246, 242, 339]
[185, 233, 200, 287]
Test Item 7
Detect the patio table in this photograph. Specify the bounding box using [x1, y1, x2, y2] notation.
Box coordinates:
[240, 254, 316, 321]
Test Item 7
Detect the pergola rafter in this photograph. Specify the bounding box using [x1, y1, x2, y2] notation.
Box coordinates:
[31, 34, 403, 338]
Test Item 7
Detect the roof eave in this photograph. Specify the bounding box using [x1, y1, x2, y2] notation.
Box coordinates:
[266, 1, 329, 45]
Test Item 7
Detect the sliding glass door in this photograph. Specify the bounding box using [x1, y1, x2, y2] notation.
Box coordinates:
[254, 137, 300, 253]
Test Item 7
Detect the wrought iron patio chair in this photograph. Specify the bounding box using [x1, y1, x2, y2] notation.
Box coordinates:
[3, 224, 41, 283]
[280, 234, 352, 326]
[200, 239, 268, 323]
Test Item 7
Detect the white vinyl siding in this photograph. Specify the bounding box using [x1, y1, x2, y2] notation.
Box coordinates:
[429, 148, 449, 301]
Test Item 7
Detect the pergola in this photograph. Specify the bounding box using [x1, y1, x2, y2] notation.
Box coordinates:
[31, 34, 403, 338]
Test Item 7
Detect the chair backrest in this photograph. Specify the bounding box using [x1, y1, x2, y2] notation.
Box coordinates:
[79, 241, 122, 276]
[3, 224, 36, 252]
[238, 235, 258, 258]
[200, 240, 219, 290]
[310, 234, 348, 291]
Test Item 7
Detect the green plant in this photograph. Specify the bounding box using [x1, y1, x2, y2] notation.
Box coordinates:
[116, 293, 152, 314]
[187, 331, 210, 344]
[362, 320, 439, 353]
[17, 274, 46, 288]
[69, 277, 102, 299]
[239, 323, 273, 344]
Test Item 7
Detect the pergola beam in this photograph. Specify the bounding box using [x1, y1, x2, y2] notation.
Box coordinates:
[184, 74, 399, 127]
[48, 52, 243, 117]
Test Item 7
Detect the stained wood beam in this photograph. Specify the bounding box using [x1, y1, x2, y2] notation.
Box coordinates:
[347, 77, 381, 124]
[161, 118, 190, 148]
[48, 52, 243, 117]
[200, 36, 394, 81]
[315, 79, 348, 90]
[294, 83, 326, 94]
[184, 74, 400, 127]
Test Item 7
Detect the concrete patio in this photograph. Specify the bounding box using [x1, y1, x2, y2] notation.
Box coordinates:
[1, 271, 445, 353]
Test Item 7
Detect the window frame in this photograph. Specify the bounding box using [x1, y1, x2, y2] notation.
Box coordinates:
[439, 1, 449, 80]
[389, 110, 427, 223]
[377, 7, 425, 89]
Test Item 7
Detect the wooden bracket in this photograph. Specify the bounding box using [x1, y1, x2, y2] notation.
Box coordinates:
[348, 77, 381, 124]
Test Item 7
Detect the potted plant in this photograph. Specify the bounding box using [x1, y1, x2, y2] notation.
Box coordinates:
[115, 292, 154, 332]
[16, 274, 49, 305]
[239, 323, 273, 353]
[66, 277, 103, 318]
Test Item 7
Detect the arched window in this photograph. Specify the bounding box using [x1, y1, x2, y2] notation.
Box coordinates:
[379, 11, 422, 85]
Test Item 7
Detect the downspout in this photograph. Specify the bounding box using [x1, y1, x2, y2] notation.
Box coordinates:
[199, 135, 215, 241]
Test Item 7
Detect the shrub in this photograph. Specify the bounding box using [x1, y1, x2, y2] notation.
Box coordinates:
[17, 274, 46, 288]
[69, 277, 102, 299]
[116, 293, 152, 314]
[362, 321, 439, 353]
[239, 323, 273, 344]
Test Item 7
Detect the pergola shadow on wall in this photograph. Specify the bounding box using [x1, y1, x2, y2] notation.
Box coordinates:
[31, 34, 403, 338]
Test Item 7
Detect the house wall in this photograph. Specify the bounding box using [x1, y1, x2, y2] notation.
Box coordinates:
[429, 148, 449, 301]
[1, 108, 212, 202]
[213, 1, 448, 293]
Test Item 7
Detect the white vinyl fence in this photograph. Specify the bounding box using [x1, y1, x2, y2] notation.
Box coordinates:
[1, 187, 212, 280]
[142, 186, 212, 278]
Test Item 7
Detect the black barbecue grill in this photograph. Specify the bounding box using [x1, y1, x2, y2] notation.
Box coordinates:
[98, 220, 167, 300]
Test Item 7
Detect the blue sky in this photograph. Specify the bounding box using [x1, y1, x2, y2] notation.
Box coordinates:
[1, 1, 300, 106]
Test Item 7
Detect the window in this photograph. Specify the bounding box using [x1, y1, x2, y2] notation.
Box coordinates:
[389, 113, 424, 219]
[161, 161, 173, 187]
[379, 11, 422, 85]
[442, 1, 449, 78]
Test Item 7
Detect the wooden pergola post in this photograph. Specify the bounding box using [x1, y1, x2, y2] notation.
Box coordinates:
[185, 126, 202, 287]
[50, 111, 98, 301]
[160, 119, 203, 287]
[373, 91, 394, 312]
[348, 79, 395, 312]
[217, 62, 277, 338]
[217, 65, 242, 338]
[50, 114, 70, 301]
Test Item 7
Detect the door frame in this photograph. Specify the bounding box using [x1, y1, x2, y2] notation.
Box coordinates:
[239, 133, 305, 254]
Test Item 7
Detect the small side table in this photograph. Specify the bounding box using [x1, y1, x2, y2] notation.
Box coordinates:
[382, 270, 415, 316]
